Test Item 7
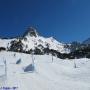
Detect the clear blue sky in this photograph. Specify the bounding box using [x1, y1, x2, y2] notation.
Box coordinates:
[0, 0, 90, 43]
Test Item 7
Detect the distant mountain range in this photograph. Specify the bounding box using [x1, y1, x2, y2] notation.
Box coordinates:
[83, 38, 90, 44]
[0, 26, 90, 59]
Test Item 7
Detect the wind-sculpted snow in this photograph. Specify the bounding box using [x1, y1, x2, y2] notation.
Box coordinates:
[0, 51, 90, 90]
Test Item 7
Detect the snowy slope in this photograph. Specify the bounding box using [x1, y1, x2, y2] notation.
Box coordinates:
[0, 51, 90, 90]
[0, 39, 15, 49]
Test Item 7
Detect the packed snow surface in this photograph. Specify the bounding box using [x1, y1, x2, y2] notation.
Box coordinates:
[0, 51, 90, 90]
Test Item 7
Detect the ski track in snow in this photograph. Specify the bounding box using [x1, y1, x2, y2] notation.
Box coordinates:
[0, 51, 90, 90]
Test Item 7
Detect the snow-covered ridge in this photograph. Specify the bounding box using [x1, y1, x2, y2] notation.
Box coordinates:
[0, 27, 70, 53]
[22, 35, 69, 53]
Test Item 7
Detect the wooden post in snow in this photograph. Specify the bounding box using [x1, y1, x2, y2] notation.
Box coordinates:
[4, 60, 7, 80]
[74, 58, 77, 68]
[32, 50, 34, 67]
[52, 54, 53, 63]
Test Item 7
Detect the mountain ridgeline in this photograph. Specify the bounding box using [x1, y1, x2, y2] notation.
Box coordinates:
[0, 27, 90, 59]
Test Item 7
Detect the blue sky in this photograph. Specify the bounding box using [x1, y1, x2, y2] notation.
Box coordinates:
[0, 0, 90, 43]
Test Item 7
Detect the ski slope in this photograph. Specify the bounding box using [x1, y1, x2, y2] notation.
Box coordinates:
[0, 51, 90, 90]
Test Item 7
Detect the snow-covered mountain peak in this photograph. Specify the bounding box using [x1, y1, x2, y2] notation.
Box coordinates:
[23, 27, 39, 38]
[0, 27, 71, 54]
